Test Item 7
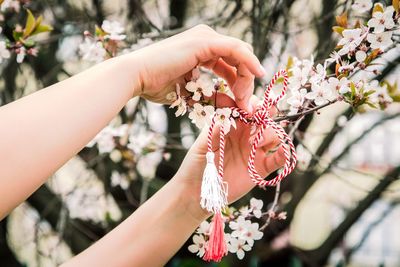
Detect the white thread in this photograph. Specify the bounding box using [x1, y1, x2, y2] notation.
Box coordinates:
[200, 152, 228, 213]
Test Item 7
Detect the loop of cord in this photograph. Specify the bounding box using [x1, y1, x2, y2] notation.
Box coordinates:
[207, 69, 297, 188]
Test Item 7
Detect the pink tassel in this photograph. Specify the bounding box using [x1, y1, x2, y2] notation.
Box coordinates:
[203, 212, 227, 262]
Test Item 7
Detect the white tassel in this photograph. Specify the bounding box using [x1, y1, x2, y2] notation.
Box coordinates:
[200, 152, 228, 213]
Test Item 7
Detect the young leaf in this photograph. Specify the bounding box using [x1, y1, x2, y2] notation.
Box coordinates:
[32, 24, 53, 35]
[335, 12, 348, 28]
[372, 3, 384, 14]
[332, 26, 344, 36]
[393, 0, 399, 14]
[23, 9, 36, 38]
[13, 30, 23, 42]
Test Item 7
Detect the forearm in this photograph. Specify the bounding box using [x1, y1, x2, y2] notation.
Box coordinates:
[61, 175, 209, 267]
[0, 54, 141, 218]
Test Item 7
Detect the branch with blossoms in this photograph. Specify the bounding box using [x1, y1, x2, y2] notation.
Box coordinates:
[0, 3, 52, 64]
[73, 0, 400, 262]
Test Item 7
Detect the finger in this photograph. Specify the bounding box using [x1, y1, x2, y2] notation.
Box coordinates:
[201, 58, 237, 88]
[231, 63, 255, 114]
[253, 145, 285, 177]
[263, 145, 286, 173]
[207, 37, 265, 78]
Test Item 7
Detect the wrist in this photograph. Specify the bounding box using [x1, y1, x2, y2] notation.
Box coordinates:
[112, 52, 144, 99]
[170, 174, 211, 224]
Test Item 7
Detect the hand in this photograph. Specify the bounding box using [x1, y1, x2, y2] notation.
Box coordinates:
[129, 24, 266, 112]
[175, 95, 286, 220]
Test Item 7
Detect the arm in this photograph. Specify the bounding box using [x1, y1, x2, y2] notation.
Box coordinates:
[1, 25, 283, 266]
[0, 55, 140, 217]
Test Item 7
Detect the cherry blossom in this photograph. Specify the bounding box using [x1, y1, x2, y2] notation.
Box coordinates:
[188, 234, 207, 257]
[240, 222, 263, 246]
[215, 107, 236, 133]
[250, 198, 263, 218]
[367, 31, 393, 50]
[352, 0, 372, 13]
[287, 88, 307, 115]
[367, 6, 395, 33]
[306, 80, 336, 105]
[228, 237, 251, 260]
[366, 80, 393, 107]
[110, 171, 130, 190]
[328, 77, 350, 95]
[185, 73, 215, 101]
[79, 38, 106, 63]
[16, 46, 26, 63]
[101, 20, 126, 41]
[309, 63, 326, 84]
[0, 0, 20, 12]
[229, 216, 251, 238]
[288, 58, 313, 90]
[0, 40, 10, 64]
[355, 50, 367, 63]
[169, 85, 187, 116]
[196, 221, 210, 235]
[337, 28, 364, 55]
[188, 103, 215, 128]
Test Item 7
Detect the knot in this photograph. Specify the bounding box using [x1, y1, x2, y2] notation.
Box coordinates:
[206, 69, 297, 188]
[206, 151, 215, 163]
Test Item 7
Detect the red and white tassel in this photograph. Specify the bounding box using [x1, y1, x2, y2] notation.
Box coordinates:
[203, 212, 227, 262]
[199, 69, 297, 262]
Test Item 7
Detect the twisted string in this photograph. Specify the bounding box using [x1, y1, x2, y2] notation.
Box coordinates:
[207, 69, 297, 188]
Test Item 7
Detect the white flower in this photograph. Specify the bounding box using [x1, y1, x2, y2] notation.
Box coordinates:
[215, 107, 236, 134]
[328, 77, 349, 95]
[309, 63, 326, 84]
[0, 41, 11, 64]
[101, 20, 126, 41]
[355, 50, 367, 62]
[250, 198, 263, 218]
[185, 74, 215, 101]
[188, 103, 215, 128]
[196, 221, 211, 235]
[306, 80, 336, 105]
[338, 60, 355, 73]
[337, 28, 364, 55]
[188, 234, 207, 257]
[352, 0, 372, 13]
[229, 216, 251, 238]
[325, 51, 341, 64]
[170, 84, 187, 116]
[0, 0, 20, 12]
[228, 237, 251, 260]
[240, 222, 263, 246]
[366, 80, 393, 107]
[367, 6, 395, 33]
[79, 38, 106, 63]
[239, 206, 251, 217]
[16, 47, 26, 63]
[367, 31, 393, 50]
[110, 171, 130, 189]
[288, 58, 313, 90]
[287, 88, 307, 115]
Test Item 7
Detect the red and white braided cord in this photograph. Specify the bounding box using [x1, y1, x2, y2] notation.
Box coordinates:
[207, 69, 297, 187]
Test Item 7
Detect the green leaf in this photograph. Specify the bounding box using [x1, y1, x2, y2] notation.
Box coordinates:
[23, 9, 36, 38]
[365, 101, 378, 109]
[364, 90, 376, 96]
[95, 25, 106, 37]
[350, 82, 356, 96]
[21, 39, 35, 47]
[13, 30, 23, 42]
[32, 24, 53, 35]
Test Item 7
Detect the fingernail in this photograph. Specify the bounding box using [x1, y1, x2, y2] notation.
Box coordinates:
[258, 64, 266, 77]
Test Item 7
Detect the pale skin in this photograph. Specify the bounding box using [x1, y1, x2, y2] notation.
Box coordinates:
[0, 25, 285, 266]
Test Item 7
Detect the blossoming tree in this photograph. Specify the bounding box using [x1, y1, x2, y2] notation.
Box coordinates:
[1, 0, 400, 266]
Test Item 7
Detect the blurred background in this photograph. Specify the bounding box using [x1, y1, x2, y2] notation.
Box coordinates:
[0, 0, 400, 266]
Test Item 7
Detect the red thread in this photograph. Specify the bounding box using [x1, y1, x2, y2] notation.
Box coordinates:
[203, 212, 227, 262]
[207, 69, 297, 188]
[202, 69, 297, 262]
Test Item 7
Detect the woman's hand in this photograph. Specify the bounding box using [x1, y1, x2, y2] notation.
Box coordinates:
[129, 24, 265, 113]
[174, 95, 286, 220]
